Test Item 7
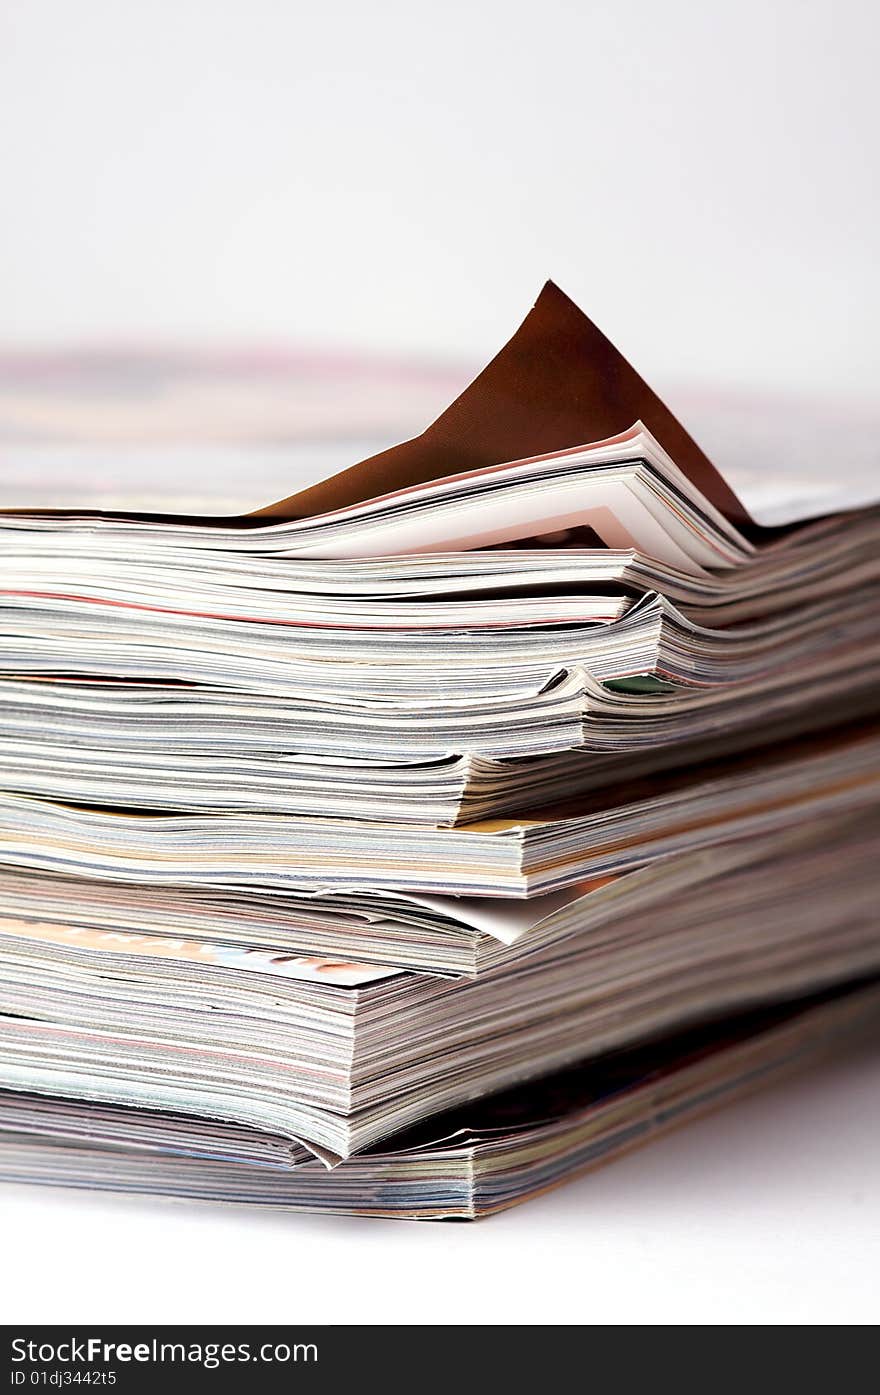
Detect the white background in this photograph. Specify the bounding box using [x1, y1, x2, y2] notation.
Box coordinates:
[0, 0, 878, 1326]
[0, 0, 878, 397]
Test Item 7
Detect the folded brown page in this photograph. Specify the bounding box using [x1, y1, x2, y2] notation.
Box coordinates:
[253, 280, 752, 527]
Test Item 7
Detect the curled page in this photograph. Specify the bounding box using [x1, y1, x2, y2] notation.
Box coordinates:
[252, 279, 753, 528]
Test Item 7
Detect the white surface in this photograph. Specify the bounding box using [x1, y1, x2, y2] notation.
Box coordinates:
[1, 1031, 878, 1326]
[0, 0, 878, 399]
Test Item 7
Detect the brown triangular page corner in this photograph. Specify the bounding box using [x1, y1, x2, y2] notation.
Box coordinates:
[252, 280, 752, 527]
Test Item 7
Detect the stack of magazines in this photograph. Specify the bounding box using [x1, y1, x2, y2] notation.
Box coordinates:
[1, 282, 878, 1219]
